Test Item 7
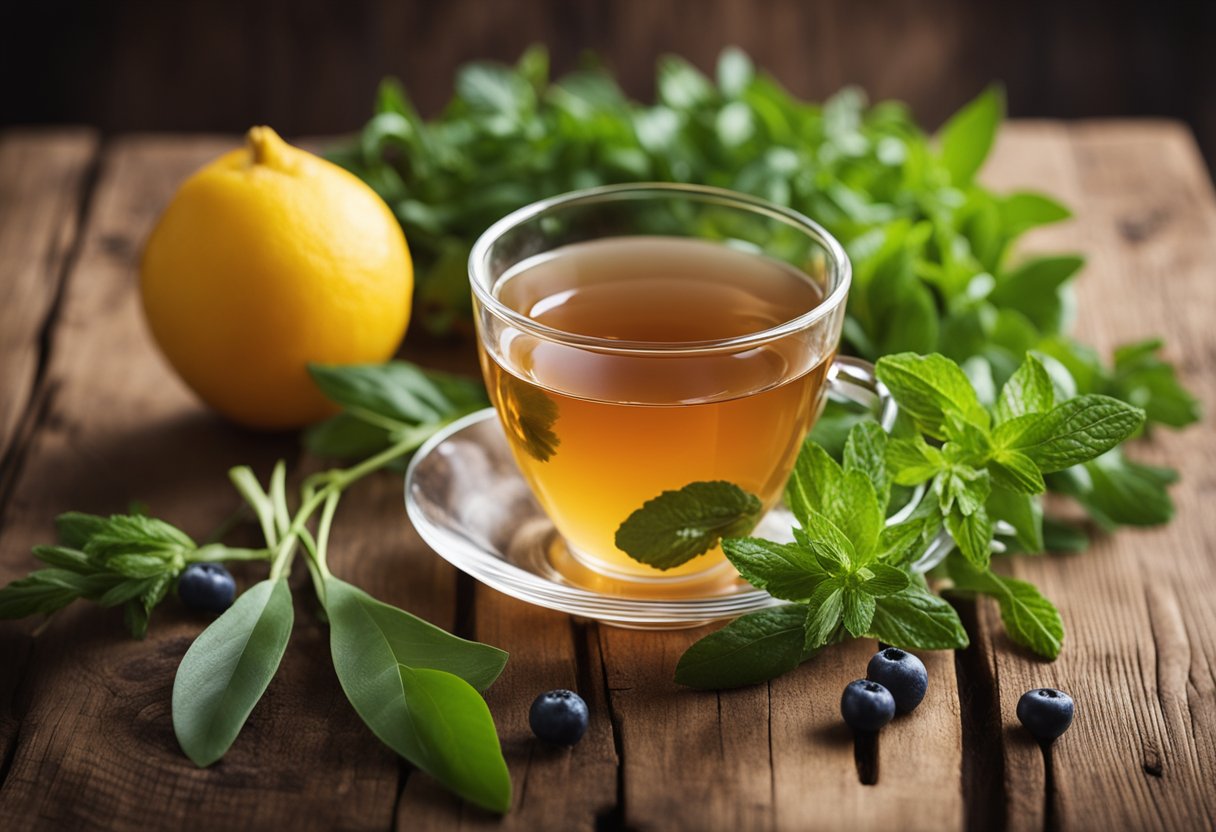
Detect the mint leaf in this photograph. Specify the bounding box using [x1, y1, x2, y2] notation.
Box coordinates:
[675, 605, 812, 690]
[837, 470, 883, 561]
[988, 449, 1046, 494]
[722, 538, 828, 602]
[786, 442, 879, 561]
[304, 413, 394, 460]
[616, 481, 762, 570]
[843, 422, 890, 512]
[869, 586, 969, 650]
[947, 555, 1063, 659]
[1004, 395, 1146, 472]
[989, 255, 1084, 334]
[876, 353, 989, 438]
[998, 191, 1071, 238]
[842, 590, 877, 637]
[874, 519, 937, 566]
[946, 505, 994, 569]
[785, 441, 843, 524]
[490, 371, 560, 462]
[938, 85, 1003, 186]
[996, 353, 1054, 424]
[860, 563, 911, 596]
[986, 485, 1044, 553]
[887, 435, 945, 485]
[804, 580, 845, 650]
[1050, 451, 1176, 529]
[934, 464, 990, 516]
[1109, 338, 1201, 428]
[1043, 517, 1089, 553]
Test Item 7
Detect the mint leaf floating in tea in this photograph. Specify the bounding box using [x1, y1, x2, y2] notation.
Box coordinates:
[173, 578, 294, 766]
[491, 371, 560, 462]
[615, 481, 762, 570]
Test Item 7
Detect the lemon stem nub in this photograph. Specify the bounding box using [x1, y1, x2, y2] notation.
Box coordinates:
[246, 126, 284, 167]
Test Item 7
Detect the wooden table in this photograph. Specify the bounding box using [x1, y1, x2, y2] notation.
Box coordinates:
[0, 122, 1213, 831]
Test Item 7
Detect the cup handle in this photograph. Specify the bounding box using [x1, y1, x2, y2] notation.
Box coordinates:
[823, 355, 963, 573]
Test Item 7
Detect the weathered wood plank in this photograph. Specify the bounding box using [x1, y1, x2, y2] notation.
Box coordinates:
[598, 625, 966, 831]
[979, 121, 1216, 831]
[0, 126, 99, 777]
[397, 590, 618, 830]
[0, 128, 97, 471]
[0, 136, 393, 830]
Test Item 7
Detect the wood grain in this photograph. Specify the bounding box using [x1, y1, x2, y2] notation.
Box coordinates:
[0, 128, 97, 472]
[0, 123, 1214, 831]
[977, 122, 1216, 830]
[0, 136, 391, 830]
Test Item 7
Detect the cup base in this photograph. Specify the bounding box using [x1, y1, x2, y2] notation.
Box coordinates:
[550, 538, 745, 600]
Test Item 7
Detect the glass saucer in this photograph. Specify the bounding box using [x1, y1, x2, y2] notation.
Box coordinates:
[404, 408, 785, 629]
[405, 408, 964, 630]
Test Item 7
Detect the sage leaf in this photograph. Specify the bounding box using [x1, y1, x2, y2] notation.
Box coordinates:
[323, 577, 506, 690]
[325, 576, 510, 812]
[675, 605, 813, 690]
[173, 578, 294, 767]
[615, 481, 762, 570]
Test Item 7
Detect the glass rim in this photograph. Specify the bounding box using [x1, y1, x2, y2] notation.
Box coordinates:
[467, 182, 852, 355]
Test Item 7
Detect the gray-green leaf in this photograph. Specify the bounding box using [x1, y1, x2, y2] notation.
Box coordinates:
[173, 578, 294, 767]
[324, 577, 507, 690]
[325, 576, 511, 812]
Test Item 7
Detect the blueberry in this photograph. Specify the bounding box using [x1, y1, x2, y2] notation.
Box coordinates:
[178, 563, 236, 613]
[841, 679, 896, 733]
[1017, 688, 1074, 742]
[529, 689, 589, 746]
[866, 647, 928, 714]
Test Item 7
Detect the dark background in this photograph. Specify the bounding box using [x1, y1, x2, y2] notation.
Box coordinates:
[3, 0, 1214, 169]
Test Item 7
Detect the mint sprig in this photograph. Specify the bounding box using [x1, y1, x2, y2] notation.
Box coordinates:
[663, 349, 1158, 689]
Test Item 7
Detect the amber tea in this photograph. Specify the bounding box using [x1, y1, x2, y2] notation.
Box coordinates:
[480, 236, 832, 580]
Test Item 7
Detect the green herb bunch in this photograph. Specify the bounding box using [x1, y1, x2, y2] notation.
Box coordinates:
[614, 351, 1146, 690]
[0, 362, 513, 813]
[331, 46, 1198, 539]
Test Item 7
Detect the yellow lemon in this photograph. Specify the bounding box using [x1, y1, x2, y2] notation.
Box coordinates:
[141, 126, 412, 429]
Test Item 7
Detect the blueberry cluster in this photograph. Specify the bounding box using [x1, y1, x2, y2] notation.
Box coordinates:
[839, 645, 1075, 744]
[841, 647, 929, 733]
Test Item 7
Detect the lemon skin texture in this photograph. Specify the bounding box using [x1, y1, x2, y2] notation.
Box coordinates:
[141, 127, 412, 429]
